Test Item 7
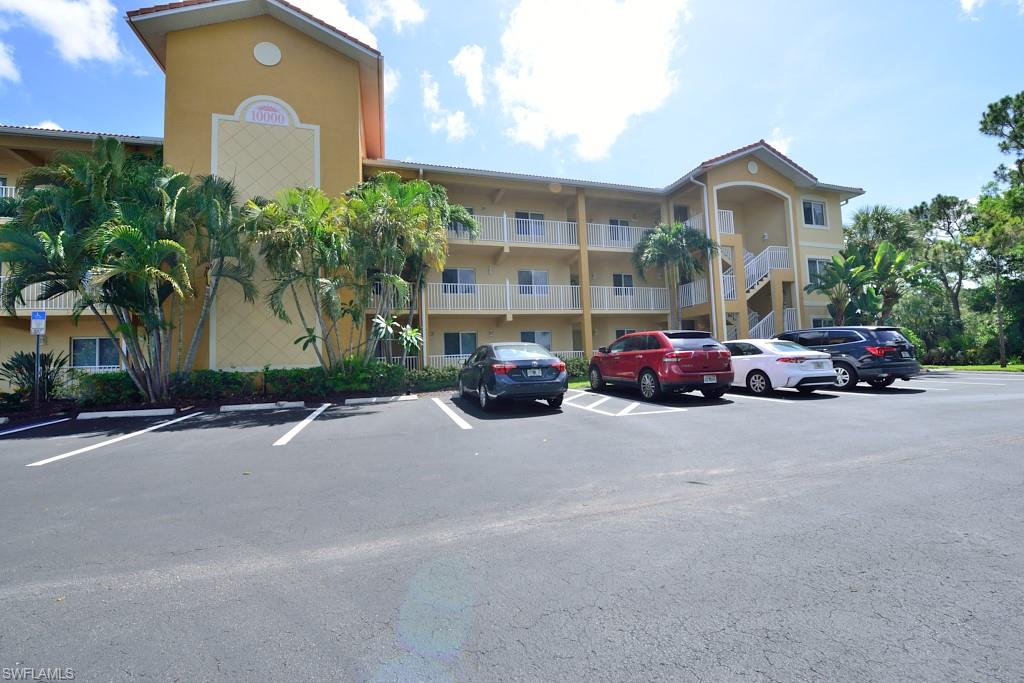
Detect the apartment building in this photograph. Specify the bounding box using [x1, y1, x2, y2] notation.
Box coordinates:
[0, 0, 863, 375]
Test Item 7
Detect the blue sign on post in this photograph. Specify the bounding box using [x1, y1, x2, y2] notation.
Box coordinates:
[30, 310, 46, 335]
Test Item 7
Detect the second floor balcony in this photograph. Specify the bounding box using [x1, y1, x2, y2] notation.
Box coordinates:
[0, 278, 79, 313]
[448, 215, 578, 247]
[426, 282, 581, 312]
[590, 285, 668, 311]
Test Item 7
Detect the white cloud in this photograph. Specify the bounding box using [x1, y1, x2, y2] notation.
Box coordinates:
[365, 0, 426, 33]
[383, 64, 400, 102]
[450, 44, 486, 107]
[34, 120, 62, 130]
[959, 0, 986, 13]
[290, 0, 378, 47]
[766, 127, 793, 155]
[493, 0, 689, 160]
[421, 71, 469, 142]
[0, 0, 122, 64]
[0, 40, 18, 82]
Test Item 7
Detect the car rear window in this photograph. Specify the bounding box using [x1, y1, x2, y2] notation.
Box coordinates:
[797, 331, 828, 346]
[827, 330, 863, 344]
[763, 341, 810, 353]
[872, 329, 910, 344]
[493, 344, 553, 360]
[669, 337, 724, 350]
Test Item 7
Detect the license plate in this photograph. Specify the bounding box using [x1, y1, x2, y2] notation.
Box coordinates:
[901, 351, 910, 358]
[813, 362, 825, 369]
[527, 368, 542, 377]
[703, 375, 717, 384]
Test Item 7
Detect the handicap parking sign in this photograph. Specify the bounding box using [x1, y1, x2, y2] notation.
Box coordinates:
[30, 310, 46, 335]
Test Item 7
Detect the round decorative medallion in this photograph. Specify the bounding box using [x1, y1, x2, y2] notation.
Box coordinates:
[747, 160, 759, 175]
[253, 42, 282, 67]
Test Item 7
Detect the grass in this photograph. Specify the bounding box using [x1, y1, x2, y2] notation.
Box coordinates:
[568, 379, 590, 389]
[925, 364, 1024, 373]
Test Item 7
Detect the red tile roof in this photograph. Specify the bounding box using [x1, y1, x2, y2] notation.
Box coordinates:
[699, 139, 819, 181]
[126, 0, 381, 56]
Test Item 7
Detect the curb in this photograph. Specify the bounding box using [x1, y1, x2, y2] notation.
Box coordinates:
[220, 401, 306, 413]
[345, 394, 418, 406]
[78, 408, 178, 420]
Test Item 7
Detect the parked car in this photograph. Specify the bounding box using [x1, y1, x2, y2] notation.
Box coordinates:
[724, 338, 835, 395]
[775, 326, 922, 389]
[458, 342, 569, 410]
[588, 330, 733, 400]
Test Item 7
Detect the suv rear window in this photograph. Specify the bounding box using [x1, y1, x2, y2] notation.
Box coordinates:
[871, 329, 910, 344]
[827, 330, 863, 345]
[796, 331, 828, 346]
[494, 344, 552, 360]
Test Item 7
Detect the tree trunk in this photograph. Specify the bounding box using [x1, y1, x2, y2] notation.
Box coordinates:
[996, 270, 1007, 368]
[290, 285, 326, 370]
[88, 303, 148, 399]
[183, 266, 220, 374]
[665, 264, 680, 329]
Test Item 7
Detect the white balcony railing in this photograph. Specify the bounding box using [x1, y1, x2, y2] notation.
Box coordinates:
[447, 215, 578, 246]
[0, 186, 16, 199]
[743, 246, 792, 293]
[717, 209, 735, 234]
[679, 279, 708, 308]
[426, 282, 581, 311]
[784, 308, 799, 332]
[0, 278, 79, 311]
[722, 274, 737, 301]
[684, 214, 705, 233]
[749, 311, 776, 339]
[590, 285, 668, 311]
[587, 223, 653, 250]
[554, 350, 585, 360]
[374, 355, 419, 370]
[726, 325, 738, 341]
[428, 354, 469, 368]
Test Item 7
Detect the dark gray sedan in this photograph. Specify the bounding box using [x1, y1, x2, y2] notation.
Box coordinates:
[457, 343, 569, 411]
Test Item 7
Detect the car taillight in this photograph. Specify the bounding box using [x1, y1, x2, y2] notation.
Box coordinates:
[865, 346, 897, 357]
[553, 361, 566, 372]
[491, 362, 516, 374]
[776, 356, 805, 364]
[664, 351, 694, 361]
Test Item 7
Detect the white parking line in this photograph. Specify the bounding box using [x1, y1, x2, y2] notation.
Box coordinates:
[0, 418, 71, 437]
[431, 397, 473, 430]
[25, 411, 204, 467]
[727, 392, 795, 404]
[273, 403, 331, 447]
[616, 402, 640, 416]
[917, 379, 1005, 386]
[563, 390, 686, 417]
[584, 396, 612, 410]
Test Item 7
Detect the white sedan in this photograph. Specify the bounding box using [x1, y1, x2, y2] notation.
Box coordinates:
[724, 339, 836, 395]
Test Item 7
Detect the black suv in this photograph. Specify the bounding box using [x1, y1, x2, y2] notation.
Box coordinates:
[775, 326, 922, 389]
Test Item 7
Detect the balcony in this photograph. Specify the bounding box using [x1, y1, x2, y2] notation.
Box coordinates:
[426, 282, 580, 312]
[587, 223, 653, 250]
[448, 215, 578, 247]
[717, 209, 735, 234]
[0, 278, 79, 312]
[0, 186, 16, 199]
[679, 279, 709, 308]
[590, 285, 667, 311]
[427, 349, 582, 368]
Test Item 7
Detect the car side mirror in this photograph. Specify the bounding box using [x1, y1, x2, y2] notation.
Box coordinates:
[598, 346, 608, 354]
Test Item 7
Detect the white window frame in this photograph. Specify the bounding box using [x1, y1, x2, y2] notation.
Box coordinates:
[71, 336, 122, 369]
[806, 257, 832, 286]
[801, 198, 828, 229]
[441, 267, 476, 294]
[514, 210, 545, 236]
[612, 272, 634, 295]
[517, 269, 549, 295]
[443, 331, 477, 357]
[614, 328, 637, 340]
[608, 218, 630, 242]
[520, 330, 553, 350]
[811, 317, 833, 329]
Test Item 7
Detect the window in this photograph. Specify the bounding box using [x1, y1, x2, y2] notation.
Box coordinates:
[673, 205, 689, 223]
[520, 330, 552, 350]
[796, 331, 828, 347]
[622, 336, 647, 352]
[441, 267, 476, 294]
[517, 269, 549, 295]
[872, 329, 909, 344]
[514, 211, 545, 236]
[614, 328, 636, 340]
[608, 339, 628, 353]
[811, 316, 833, 328]
[443, 332, 477, 357]
[496, 344, 552, 360]
[71, 337, 120, 369]
[449, 207, 474, 235]
[807, 258, 832, 284]
[642, 334, 664, 350]
[612, 272, 633, 295]
[802, 200, 827, 227]
[828, 330, 863, 345]
[609, 218, 630, 242]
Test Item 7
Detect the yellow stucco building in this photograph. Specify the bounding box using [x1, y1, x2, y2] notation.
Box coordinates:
[0, 0, 863, 376]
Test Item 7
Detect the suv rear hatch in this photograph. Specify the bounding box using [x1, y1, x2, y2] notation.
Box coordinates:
[867, 328, 916, 360]
[663, 332, 731, 372]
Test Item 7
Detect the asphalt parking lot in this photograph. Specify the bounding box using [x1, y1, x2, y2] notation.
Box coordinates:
[2, 371, 1023, 681]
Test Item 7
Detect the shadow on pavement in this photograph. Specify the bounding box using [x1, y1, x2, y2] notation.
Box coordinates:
[449, 394, 563, 420]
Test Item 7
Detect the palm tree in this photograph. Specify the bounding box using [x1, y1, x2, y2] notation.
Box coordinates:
[631, 222, 718, 329]
[179, 175, 255, 374]
[844, 205, 917, 253]
[804, 253, 875, 325]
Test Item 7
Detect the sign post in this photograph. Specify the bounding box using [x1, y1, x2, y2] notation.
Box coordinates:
[30, 311, 46, 410]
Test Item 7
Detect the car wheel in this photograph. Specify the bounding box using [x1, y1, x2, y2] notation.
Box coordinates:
[833, 362, 858, 390]
[797, 387, 817, 394]
[638, 370, 662, 401]
[547, 395, 564, 409]
[868, 377, 896, 388]
[478, 381, 492, 411]
[746, 370, 772, 395]
[700, 386, 727, 400]
[589, 366, 605, 391]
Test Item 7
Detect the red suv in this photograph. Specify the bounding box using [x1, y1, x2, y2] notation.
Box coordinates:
[589, 330, 733, 400]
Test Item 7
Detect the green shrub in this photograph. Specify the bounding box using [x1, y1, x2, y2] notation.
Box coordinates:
[563, 356, 589, 379]
[78, 371, 142, 406]
[0, 350, 69, 401]
[264, 367, 329, 398]
[170, 370, 259, 402]
[408, 366, 459, 391]
[0, 390, 27, 413]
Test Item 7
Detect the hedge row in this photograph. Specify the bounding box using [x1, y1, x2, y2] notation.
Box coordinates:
[76, 357, 591, 407]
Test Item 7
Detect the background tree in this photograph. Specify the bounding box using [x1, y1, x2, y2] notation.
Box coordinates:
[980, 90, 1024, 183]
[844, 205, 918, 253]
[908, 195, 976, 330]
[971, 186, 1024, 366]
[632, 222, 718, 330]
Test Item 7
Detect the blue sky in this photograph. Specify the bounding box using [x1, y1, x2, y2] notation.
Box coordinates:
[1, 0, 1022, 216]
